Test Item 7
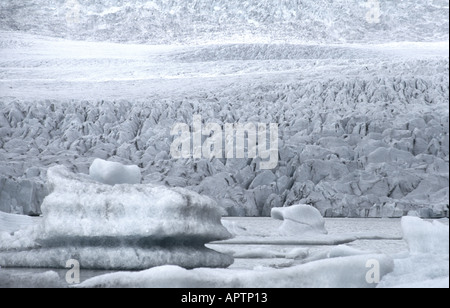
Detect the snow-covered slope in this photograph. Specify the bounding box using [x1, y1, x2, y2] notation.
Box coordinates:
[0, 0, 448, 44]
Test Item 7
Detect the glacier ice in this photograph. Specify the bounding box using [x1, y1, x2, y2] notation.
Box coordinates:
[41, 166, 230, 243]
[377, 217, 449, 288]
[0, 2, 448, 220]
[1, 216, 447, 288]
[327, 245, 369, 259]
[271, 205, 327, 235]
[0, 0, 447, 44]
[0, 166, 233, 270]
[401, 216, 449, 255]
[77, 254, 394, 288]
[0, 176, 46, 215]
[0, 0, 447, 289]
[0, 211, 39, 233]
[0, 247, 232, 271]
[89, 159, 141, 185]
[0, 270, 63, 288]
[0, 56, 447, 217]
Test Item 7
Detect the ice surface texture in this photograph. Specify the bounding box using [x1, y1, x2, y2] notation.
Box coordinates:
[378, 217, 449, 288]
[0, 211, 38, 233]
[42, 166, 230, 243]
[0, 166, 233, 270]
[401, 216, 449, 255]
[0, 270, 62, 288]
[89, 158, 141, 185]
[0, 247, 232, 271]
[74, 217, 450, 288]
[0, 0, 448, 44]
[271, 204, 327, 235]
[77, 254, 394, 288]
[1, 216, 447, 287]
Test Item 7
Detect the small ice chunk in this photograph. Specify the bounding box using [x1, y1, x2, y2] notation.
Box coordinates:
[401, 216, 449, 255]
[221, 220, 247, 236]
[0, 270, 62, 288]
[271, 205, 327, 235]
[378, 217, 449, 288]
[89, 159, 141, 185]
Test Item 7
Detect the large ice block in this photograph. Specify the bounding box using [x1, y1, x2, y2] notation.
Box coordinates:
[0, 165, 233, 270]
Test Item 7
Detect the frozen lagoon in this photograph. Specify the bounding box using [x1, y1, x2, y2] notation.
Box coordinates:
[1, 217, 448, 288]
[0, 159, 446, 288]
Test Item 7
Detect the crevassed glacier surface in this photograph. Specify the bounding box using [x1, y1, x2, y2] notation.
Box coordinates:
[0, 0, 448, 217]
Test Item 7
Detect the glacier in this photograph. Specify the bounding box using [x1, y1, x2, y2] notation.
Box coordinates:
[0, 1, 448, 218]
[0, 0, 448, 288]
[0, 39, 448, 217]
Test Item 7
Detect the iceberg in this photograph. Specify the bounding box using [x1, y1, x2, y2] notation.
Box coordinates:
[401, 216, 449, 255]
[378, 217, 449, 288]
[271, 205, 327, 235]
[89, 158, 141, 185]
[0, 165, 233, 270]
